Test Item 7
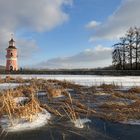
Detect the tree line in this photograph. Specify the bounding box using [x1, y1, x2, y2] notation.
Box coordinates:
[112, 27, 140, 70]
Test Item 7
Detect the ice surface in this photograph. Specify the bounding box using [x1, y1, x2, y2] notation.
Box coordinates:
[1, 75, 140, 87]
[52, 94, 64, 98]
[0, 110, 51, 132]
[14, 97, 29, 104]
[72, 118, 91, 128]
[37, 92, 47, 96]
[0, 83, 29, 90]
[120, 120, 140, 125]
[0, 83, 22, 90]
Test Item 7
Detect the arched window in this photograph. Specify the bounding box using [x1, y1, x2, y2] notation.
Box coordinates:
[10, 66, 13, 71]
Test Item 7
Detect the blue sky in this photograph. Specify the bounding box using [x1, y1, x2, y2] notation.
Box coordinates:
[0, 0, 139, 69]
[36, 0, 120, 57]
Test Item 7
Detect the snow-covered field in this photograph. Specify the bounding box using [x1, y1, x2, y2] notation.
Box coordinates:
[1, 75, 140, 87]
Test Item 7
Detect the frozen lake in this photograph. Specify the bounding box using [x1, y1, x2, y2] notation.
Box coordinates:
[1, 75, 140, 140]
[1, 75, 140, 87]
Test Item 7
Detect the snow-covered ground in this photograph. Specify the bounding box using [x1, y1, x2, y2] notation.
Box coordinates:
[0, 83, 23, 90]
[1, 75, 140, 87]
[0, 83, 29, 90]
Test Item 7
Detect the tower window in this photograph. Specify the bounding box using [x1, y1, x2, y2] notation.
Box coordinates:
[10, 66, 13, 71]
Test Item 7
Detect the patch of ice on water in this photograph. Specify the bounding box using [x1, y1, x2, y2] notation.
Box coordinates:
[72, 118, 91, 128]
[120, 119, 140, 125]
[37, 92, 47, 96]
[14, 97, 29, 104]
[0, 110, 51, 132]
[52, 94, 64, 98]
[94, 92, 111, 96]
[0, 83, 22, 90]
[116, 86, 131, 91]
[0, 83, 29, 90]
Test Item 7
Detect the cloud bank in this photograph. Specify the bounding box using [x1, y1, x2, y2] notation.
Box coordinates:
[89, 0, 140, 41]
[37, 45, 112, 69]
[0, 0, 72, 32]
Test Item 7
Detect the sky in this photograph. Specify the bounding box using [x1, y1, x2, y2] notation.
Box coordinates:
[0, 0, 139, 69]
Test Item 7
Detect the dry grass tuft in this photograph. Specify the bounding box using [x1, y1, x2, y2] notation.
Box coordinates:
[113, 92, 139, 100]
[98, 83, 119, 92]
[0, 91, 43, 125]
[46, 86, 64, 98]
[128, 87, 140, 93]
[99, 101, 126, 110]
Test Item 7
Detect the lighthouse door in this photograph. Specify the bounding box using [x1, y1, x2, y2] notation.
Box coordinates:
[10, 66, 13, 71]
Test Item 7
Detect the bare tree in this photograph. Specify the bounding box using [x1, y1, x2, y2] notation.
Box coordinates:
[126, 27, 135, 69]
[112, 45, 123, 69]
[133, 27, 140, 69]
[112, 27, 140, 70]
[120, 37, 127, 70]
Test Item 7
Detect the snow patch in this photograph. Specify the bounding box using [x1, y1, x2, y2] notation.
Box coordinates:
[0, 83, 29, 90]
[72, 118, 91, 128]
[14, 97, 29, 104]
[0, 110, 51, 132]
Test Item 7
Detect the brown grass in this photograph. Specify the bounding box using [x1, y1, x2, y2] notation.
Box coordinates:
[46, 86, 64, 98]
[98, 83, 119, 92]
[128, 87, 140, 93]
[1, 78, 140, 124]
[0, 91, 43, 126]
[113, 92, 139, 100]
[99, 102, 126, 110]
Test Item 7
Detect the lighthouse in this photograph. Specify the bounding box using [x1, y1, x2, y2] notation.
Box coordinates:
[6, 37, 18, 71]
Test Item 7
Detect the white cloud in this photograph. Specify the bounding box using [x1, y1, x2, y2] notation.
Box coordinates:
[89, 0, 140, 41]
[85, 21, 101, 29]
[17, 39, 39, 67]
[37, 45, 112, 69]
[0, 0, 73, 66]
[0, 0, 72, 32]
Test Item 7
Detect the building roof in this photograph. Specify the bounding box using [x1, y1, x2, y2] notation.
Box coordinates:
[9, 38, 15, 43]
[8, 37, 16, 49]
[8, 46, 17, 49]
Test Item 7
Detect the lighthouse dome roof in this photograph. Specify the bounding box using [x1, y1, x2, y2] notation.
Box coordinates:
[9, 38, 15, 42]
[8, 46, 16, 49]
[8, 37, 16, 49]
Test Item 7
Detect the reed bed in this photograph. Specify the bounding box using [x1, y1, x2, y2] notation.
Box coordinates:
[98, 83, 119, 92]
[0, 77, 140, 127]
[2, 76, 28, 83]
[113, 92, 139, 100]
[128, 87, 140, 93]
[0, 89, 44, 126]
[46, 86, 64, 98]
